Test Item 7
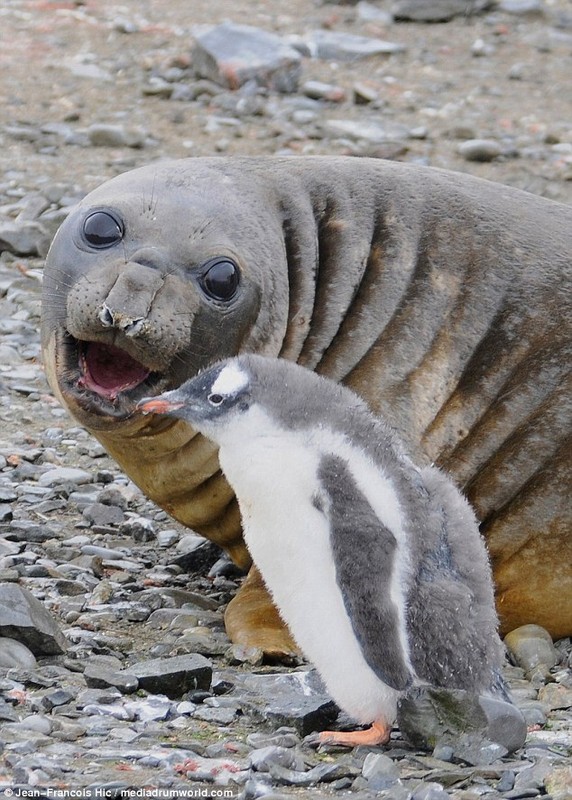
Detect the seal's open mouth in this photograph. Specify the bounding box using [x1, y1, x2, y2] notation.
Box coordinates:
[59, 334, 168, 415]
[78, 342, 151, 400]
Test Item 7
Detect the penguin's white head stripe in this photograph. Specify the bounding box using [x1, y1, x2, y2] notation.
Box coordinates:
[210, 363, 249, 398]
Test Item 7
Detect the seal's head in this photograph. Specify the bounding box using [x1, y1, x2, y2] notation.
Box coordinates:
[41, 160, 290, 431]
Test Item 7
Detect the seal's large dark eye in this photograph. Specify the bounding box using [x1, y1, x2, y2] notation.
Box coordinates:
[82, 211, 124, 249]
[200, 258, 239, 302]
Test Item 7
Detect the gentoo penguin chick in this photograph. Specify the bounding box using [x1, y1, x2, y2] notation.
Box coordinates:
[138, 354, 509, 747]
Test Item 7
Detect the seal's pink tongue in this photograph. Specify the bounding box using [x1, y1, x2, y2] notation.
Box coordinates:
[78, 342, 150, 399]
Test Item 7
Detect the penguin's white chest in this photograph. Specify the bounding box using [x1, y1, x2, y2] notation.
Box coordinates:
[218, 422, 403, 725]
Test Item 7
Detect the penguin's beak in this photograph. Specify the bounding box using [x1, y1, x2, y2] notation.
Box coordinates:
[136, 397, 185, 415]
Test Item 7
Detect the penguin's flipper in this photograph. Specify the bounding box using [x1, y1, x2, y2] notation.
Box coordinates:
[318, 454, 411, 691]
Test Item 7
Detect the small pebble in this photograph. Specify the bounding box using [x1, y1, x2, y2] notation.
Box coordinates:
[457, 139, 503, 161]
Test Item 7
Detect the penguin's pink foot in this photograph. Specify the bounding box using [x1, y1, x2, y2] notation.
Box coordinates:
[319, 720, 391, 747]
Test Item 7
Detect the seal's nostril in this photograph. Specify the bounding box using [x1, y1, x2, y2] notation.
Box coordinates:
[123, 318, 145, 337]
[98, 303, 145, 336]
[98, 303, 114, 327]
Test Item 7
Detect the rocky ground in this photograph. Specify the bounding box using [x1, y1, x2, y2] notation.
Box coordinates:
[0, 0, 571, 797]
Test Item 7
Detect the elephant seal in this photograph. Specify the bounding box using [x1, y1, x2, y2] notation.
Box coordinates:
[40, 156, 572, 647]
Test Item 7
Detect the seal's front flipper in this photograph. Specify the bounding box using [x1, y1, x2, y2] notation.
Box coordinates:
[319, 720, 391, 748]
[224, 565, 299, 660]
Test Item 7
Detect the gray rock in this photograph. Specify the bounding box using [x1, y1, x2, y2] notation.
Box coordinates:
[119, 515, 156, 542]
[478, 695, 528, 752]
[0, 583, 67, 655]
[10, 713, 53, 734]
[453, 736, 508, 765]
[246, 729, 300, 748]
[239, 671, 338, 736]
[499, 0, 545, 15]
[357, 2, 395, 24]
[392, 0, 493, 22]
[129, 654, 212, 698]
[362, 752, 400, 790]
[0, 636, 37, 669]
[302, 80, 346, 102]
[192, 23, 302, 93]
[0, 698, 18, 721]
[0, 217, 51, 257]
[322, 119, 410, 143]
[353, 82, 380, 105]
[40, 688, 75, 710]
[81, 545, 126, 560]
[266, 761, 354, 786]
[192, 705, 238, 725]
[545, 765, 572, 800]
[412, 784, 450, 800]
[76, 687, 122, 708]
[0, 538, 20, 557]
[513, 756, 553, 794]
[504, 624, 559, 676]
[37, 467, 93, 487]
[82, 502, 125, 527]
[516, 699, 547, 727]
[226, 643, 264, 666]
[249, 745, 306, 772]
[302, 30, 405, 60]
[397, 686, 526, 755]
[83, 664, 139, 694]
[123, 696, 173, 722]
[87, 124, 147, 148]
[171, 538, 222, 574]
[457, 138, 503, 162]
[157, 529, 179, 547]
[538, 682, 572, 710]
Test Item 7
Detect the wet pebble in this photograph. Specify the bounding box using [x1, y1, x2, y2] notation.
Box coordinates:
[457, 138, 503, 161]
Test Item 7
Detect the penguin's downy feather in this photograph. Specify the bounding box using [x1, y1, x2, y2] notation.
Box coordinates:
[318, 453, 412, 691]
[406, 467, 506, 695]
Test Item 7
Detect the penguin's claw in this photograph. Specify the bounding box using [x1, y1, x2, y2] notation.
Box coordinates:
[318, 721, 391, 748]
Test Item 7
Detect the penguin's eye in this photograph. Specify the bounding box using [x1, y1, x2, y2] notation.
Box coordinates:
[82, 211, 124, 249]
[208, 393, 225, 406]
[200, 258, 239, 302]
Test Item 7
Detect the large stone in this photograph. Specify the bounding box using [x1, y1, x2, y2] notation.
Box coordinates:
[504, 624, 559, 676]
[83, 663, 139, 694]
[0, 217, 51, 257]
[0, 583, 68, 655]
[392, 0, 493, 22]
[0, 636, 37, 669]
[238, 670, 338, 736]
[37, 467, 93, 487]
[129, 654, 212, 698]
[397, 686, 527, 756]
[192, 23, 302, 92]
